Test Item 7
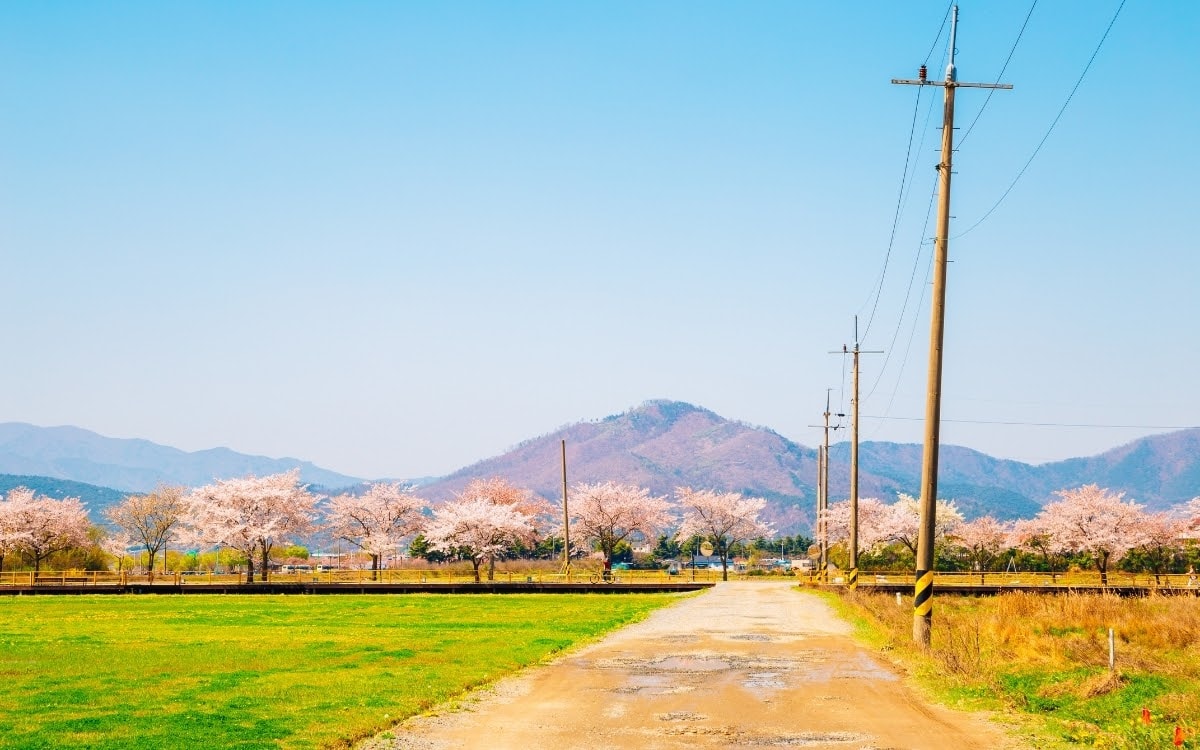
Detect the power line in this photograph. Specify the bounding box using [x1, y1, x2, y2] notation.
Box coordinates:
[857, 2, 954, 343]
[953, 0, 1126, 239]
[862, 416, 1196, 430]
[958, 0, 1039, 149]
[862, 181, 938, 438]
[860, 88, 924, 342]
[923, 3, 954, 66]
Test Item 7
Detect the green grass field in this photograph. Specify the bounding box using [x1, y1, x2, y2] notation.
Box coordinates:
[0, 593, 682, 750]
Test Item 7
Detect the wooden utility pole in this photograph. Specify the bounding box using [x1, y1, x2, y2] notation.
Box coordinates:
[561, 439, 571, 580]
[811, 389, 843, 581]
[831, 328, 881, 592]
[816, 443, 825, 576]
[892, 5, 1010, 646]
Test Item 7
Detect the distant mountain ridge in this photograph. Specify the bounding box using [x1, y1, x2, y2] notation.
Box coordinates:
[416, 400, 1200, 534]
[0, 423, 362, 495]
[4, 404, 1198, 535]
[0, 474, 127, 513]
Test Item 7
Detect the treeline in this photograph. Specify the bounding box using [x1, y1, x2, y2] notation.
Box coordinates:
[822, 485, 1200, 581]
[0, 474, 782, 582]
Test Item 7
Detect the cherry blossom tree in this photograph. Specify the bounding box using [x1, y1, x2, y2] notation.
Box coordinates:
[951, 515, 1012, 573]
[1184, 497, 1200, 536]
[567, 482, 672, 578]
[1009, 517, 1061, 572]
[105, 485, 185, 582]
[0, 488, 37, 572]
[2, 489, 91, 573]
[460, 477, 554, 520]
[458, 477, 551, 578]
[886, 493, 963, 556]
[821, 496, 894, 553]
[1126, 511, 1190, 583]
[181, 469, 320, 583]
[100, 531, 136, 573]
[674, 488, 772, 581]
[1035, 484, 1149, 585]
[424, 497, 538, 582]
[325, 483, 426, 576]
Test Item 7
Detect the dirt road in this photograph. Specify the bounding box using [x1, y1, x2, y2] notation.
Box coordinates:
[363, 582, 1021, 750]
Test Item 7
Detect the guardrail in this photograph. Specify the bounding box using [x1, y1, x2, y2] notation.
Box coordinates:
[8, 568, 1193, 591]
[0, 567, 774, 587]
[813, 570, 1200, 591]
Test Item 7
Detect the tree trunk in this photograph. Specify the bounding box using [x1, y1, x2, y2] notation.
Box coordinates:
[1098, 552, 1109, 586]
[245, 554, 255, 584]
[487, 555, 495, 582]
[472, 559, 482, 583]
[372, 553, 380, 581]
[146, 545, 158, 583]
[262, 547, 271, 582]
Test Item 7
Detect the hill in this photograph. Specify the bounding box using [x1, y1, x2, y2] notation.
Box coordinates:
[4, 405, 1196, 535]
[0, 423, 362, 494]
[418, 401, 819, 532]
[417, 401, 1200, 534]
[0, 474, 128, 516]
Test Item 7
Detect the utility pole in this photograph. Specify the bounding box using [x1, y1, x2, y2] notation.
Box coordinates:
[810, 389, 843, 581]
[561, 439, 571, 580]
[831, 322, 881, 592]
[892, 5, 1010, 646]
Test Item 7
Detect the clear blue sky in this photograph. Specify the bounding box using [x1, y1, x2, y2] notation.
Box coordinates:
[2, 1, 1196, 480]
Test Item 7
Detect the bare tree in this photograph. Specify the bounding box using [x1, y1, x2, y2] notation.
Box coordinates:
[105, 485, 185, 582]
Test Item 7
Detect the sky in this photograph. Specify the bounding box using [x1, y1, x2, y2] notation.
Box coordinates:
[2, 1, 1197, 481]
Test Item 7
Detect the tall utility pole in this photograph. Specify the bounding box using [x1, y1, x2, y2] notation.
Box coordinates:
[815, 390, 843, 580]
[892, 5, 1010, 646]
[816, 443, 825, 575]
[561, 439, 571, 580]
[831, 323, 881, 591]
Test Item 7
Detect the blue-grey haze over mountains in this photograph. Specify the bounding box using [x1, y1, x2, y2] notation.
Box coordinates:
[4, 401, 1197, 534]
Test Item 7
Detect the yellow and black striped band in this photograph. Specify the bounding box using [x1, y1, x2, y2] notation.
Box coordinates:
[914, 569, 934, 617]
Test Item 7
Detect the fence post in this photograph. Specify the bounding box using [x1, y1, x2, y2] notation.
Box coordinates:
[1108, 628, 1115, 672]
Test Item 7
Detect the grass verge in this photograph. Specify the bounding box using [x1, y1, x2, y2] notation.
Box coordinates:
[0, 593, 681, 749]
[830, 590, 1200, 749]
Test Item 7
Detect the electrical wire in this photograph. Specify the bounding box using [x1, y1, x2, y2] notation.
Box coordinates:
[923, 3, 954, 66]
[856, 2, 953, 342]
[864, 179, 938, 409]
[953, 0, 1127, 239]
[860, 89, 923, 343]
[958, 0, 1038, 149]
[862, 416, 1196, 430]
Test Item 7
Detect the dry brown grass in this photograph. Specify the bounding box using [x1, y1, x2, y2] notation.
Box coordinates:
[842, 591, 1200, 747]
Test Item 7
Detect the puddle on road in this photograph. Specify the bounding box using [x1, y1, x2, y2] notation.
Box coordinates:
[596, 655, 729, 675]
[736, 731, 873, 746]
[610, 672, 696, 696]
[656, 711, 707, 722]
[743, 672, 786, 689]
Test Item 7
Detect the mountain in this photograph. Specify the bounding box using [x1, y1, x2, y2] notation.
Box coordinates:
[416, 401, 1200, 534]
[0, 423, 363, 495]
[0, 474, 128, 514]
[418, 401, 819, 532]
[5, 405, 1197, 535]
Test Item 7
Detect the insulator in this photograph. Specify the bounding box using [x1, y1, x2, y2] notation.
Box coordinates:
[918, 64, 927, 82]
